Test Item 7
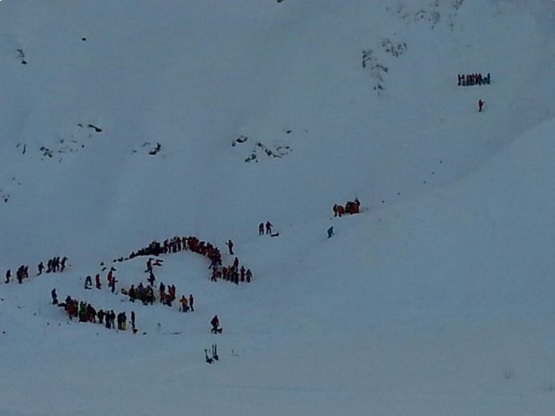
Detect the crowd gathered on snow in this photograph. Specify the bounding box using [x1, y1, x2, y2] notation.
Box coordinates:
[5, 203, 364, 335]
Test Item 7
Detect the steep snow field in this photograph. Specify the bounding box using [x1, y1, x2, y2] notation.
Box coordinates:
[1, 1, 555, 415]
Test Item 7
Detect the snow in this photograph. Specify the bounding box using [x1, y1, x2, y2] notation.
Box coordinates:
[1, 0, 555, 415]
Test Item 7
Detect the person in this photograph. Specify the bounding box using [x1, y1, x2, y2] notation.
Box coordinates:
[110, 277, 117, 293]
[478, 99, 484, 112]
[60, 256, 67, 272]
[210, 315, 220, 333]
[148, 270, 156, 286]
[5, 269, 10, 284]
[258, 223, 264, 235]
[95, 274, 101, 289]
[327, 226, 334, 239]
[128, 285, 137, 302]
[51, 288, 58, 305]
[130, 311, 136, 332]
[121, 312, 127, 330]
[265, 221, 273, 235]
[37, 262, 44, 275]
[189, 294, 194, 312]
[179, 295, 189, 312]
[97, 309, 105, 325]
[84, 275, 93, 289]
[226, 239, 234, 255]
[246, 268, 252, 283]
[108, 310, 116, 329]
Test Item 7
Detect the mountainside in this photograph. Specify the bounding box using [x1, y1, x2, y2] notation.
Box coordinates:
[1, 1, 555, 415]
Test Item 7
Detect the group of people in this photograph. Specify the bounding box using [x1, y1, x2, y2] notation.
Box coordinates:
[124, 236, 224, 277]
[5, 256, 68, 285]
[457, 73, 491, 86]
[5, 265, 28, 284]
[124, 235, 222, 262]
[115, 258, 197, 313]
[179, 294, 194, 312]
[56, 294, 136, 332]
[41, 256, 68, 274]
[120, 234, 254, 287]
[209, 254, 253, 285]
[21, 231, 259, 335]
[258, 221, 274, 235]
[124, 282, 155, 305]
[333, 198, 361, 217]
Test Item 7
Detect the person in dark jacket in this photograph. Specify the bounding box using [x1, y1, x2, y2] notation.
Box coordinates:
[265, 221, 273, 234]
[210, 315, 220, 333]
[226, 240, 234, 255]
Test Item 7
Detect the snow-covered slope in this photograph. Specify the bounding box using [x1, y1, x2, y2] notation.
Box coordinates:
[1, 1, 555, 415]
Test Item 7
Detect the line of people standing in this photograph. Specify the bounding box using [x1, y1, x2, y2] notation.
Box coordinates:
[5, 256, 68, 285]
[457, 72, 490, 86]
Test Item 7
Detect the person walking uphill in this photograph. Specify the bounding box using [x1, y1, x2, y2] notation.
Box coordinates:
[478, 99, 484, 112]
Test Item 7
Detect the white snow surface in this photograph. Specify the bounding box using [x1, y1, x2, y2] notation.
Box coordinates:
[1, 0, 555, 415]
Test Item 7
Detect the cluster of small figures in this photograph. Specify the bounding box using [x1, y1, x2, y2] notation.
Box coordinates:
[5, 256, 68, 284]
[123, 281, 194, 312]
[53, 292, 137, 333]
[83, 267, 117, 292]
[210, 256, 253, 284]
[457, 73, 491, 86]
[125, 235, 254, 286]
[124, 236, 222, 266]
[257, 221, 274, 236]
[218, 263, 253, 284]
[333, 198, 361, 217]
[84, 261, 195, 312]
